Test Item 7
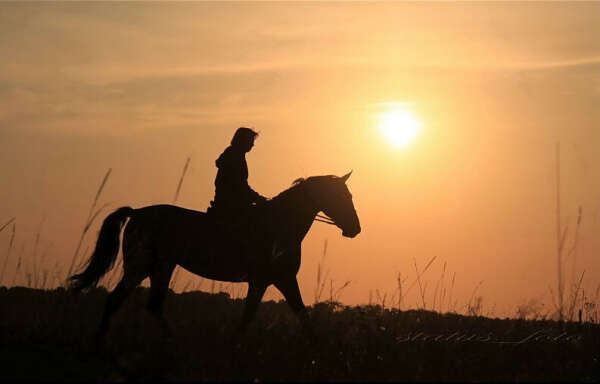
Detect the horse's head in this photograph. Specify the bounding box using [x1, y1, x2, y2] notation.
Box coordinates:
[305, 172, 361, 238]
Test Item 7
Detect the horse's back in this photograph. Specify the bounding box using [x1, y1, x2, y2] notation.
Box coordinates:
[124, 204, 249, 282]
[135, 204, 206, 218]
[126, 204, 210, 243]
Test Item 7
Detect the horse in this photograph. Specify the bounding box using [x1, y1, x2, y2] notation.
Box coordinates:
[68, 172, 361, 339]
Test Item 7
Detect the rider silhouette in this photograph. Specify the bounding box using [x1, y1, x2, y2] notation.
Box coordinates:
[209, 127, 267, 230]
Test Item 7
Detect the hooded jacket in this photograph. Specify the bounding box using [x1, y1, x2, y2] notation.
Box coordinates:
[213, 145, 262, 208]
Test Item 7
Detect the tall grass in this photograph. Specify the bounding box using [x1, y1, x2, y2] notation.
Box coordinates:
[466, 280, 484, 316]
[448, 272, 456, 312]
[31, 216, 45, 289]
[0, 217, 15, 234]
[432, 262, 442, 311]
[12, 244, 24, 286]
[169, 156, 199, 293]
[396, 272, 403, 310]
[0, 220, 16, 285]
[552, 143, 585, 321]
[413, 257, 428, 309]
[173, 156, 191, 204]
[400, 256, 437, 309]
[314, 239, 330, 303]
[313, 239, 351, 304]
[566, 270, 586, 321]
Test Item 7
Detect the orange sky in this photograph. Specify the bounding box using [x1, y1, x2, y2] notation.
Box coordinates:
[1, 2, 599, 317]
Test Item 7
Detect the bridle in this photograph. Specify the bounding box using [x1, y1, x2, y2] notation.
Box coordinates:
[295, 177, 338, 227]
[314, 213, 336, 226]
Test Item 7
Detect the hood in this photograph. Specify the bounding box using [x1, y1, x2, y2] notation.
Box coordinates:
[216, 146, 241, 168]
[215, 153, 225, 168]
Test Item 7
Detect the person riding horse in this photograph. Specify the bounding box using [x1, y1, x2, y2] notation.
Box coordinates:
[208, 127, 268, 234]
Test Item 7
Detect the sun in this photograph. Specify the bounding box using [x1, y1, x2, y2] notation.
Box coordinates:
[378, 108, 421, 148]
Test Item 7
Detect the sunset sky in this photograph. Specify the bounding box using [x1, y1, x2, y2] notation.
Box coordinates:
[1, 2, 599, 316]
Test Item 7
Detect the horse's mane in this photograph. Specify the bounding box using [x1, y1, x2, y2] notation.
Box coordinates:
[270, 175, 336, 203]
[292, 177, 306, 186]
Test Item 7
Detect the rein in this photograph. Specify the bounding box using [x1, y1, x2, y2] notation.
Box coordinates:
[284, 178, 337, 226]
[314, 214, 336, 226]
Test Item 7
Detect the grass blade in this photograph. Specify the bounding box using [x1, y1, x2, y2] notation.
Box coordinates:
[173, 156, 191, 204]
[0, 217, 15, 234]
[0, 222, 16, 286]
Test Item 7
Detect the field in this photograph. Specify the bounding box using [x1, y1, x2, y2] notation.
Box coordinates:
[1, 286, 599, 382]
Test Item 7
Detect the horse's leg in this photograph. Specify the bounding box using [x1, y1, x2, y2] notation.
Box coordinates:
[97, 268, 147, 341]
[234, 281, 268, 338]
[273, 276, 313, 336]
[147, 262, 176, 339]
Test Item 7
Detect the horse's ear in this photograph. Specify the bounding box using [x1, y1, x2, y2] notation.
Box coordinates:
[340, 170, 353, 183]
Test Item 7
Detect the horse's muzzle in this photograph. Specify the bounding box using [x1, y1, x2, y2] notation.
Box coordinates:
[342, 226, 361, 238]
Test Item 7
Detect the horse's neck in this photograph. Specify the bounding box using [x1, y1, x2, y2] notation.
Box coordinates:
[272, 186, 318, 242]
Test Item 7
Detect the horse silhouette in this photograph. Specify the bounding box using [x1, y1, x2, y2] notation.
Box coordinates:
[68, 172, 360, 339]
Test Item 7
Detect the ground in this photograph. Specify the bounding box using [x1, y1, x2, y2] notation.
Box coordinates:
[1, 286, 598, 381]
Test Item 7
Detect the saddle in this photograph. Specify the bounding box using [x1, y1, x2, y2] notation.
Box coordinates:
[206, 200, 269, 243]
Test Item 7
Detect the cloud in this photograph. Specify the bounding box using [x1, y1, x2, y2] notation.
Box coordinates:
[504, 57, 600, 71]
[2, 1, 599, 137]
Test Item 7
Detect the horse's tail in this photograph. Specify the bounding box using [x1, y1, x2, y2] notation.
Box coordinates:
[68, 206, 134, 293]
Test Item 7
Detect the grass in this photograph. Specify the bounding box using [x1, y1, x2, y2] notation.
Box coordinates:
[313, 239, 351, 305]
[172, 156, 191, 205]
[552, 143, 586, 322]
[0, 219, 16, 285]
[0, 286, 599, 381]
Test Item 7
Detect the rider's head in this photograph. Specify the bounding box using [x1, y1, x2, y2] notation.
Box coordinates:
[231, 127, 259, 152]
